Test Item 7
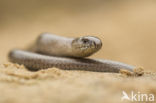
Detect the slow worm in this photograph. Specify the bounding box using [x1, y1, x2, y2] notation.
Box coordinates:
[8, 33, 135, 73]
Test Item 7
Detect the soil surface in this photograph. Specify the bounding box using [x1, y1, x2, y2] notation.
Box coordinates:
[0, 1, 156, 103]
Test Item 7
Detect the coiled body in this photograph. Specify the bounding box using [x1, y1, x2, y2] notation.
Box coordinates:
[8, 33, 135, 73]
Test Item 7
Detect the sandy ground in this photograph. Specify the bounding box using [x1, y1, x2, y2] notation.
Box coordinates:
[0, 1, 156, 103]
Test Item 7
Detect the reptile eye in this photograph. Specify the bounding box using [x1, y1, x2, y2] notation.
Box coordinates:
[82, 39, 89, 43]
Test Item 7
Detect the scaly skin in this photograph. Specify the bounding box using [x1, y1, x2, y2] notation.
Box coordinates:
[8, 33, 135, 72]
[9, 49, 135, 72]
[33, 33, 102, 57]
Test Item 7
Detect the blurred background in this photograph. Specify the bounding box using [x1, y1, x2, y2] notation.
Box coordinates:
[0, 0, 156, 71]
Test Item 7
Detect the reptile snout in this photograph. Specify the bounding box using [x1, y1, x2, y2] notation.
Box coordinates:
[83, 36, 102, 49]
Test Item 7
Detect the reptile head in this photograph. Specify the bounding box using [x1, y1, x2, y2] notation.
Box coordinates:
[72, 36, 102, 57]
